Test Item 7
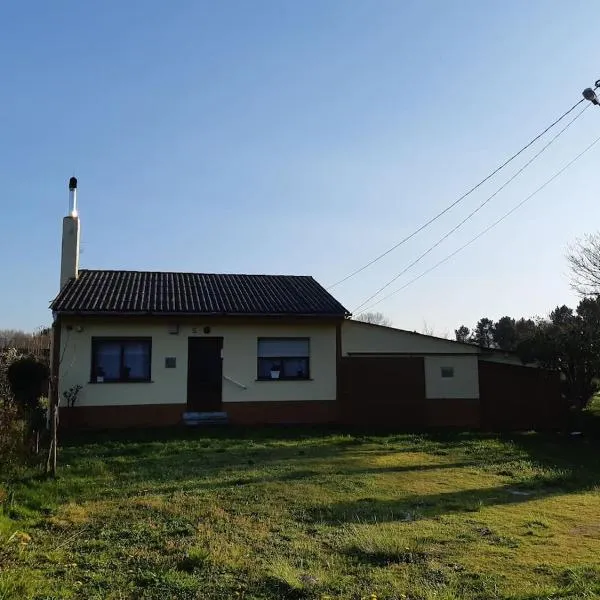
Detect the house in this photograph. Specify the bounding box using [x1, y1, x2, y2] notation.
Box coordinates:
[51, 179, 565, 430]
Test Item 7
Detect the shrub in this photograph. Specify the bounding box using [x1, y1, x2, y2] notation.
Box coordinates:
[7, 357, 49, 447]
[0, 350, 40, 489]
[7, 357, 49, 415]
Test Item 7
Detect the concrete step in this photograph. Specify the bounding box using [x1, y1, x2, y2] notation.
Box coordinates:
[182, 411, 229, 426]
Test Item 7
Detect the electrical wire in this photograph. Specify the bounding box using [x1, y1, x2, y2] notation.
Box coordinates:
[351, 104, 590, 313]
[354, 131, 600, 316]
[327, 97, 586, 290]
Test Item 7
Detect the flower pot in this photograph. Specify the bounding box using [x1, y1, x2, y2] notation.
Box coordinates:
[270, 370, 280, 379]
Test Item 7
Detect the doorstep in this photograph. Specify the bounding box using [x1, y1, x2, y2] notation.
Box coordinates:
[182, 411, 229, 426]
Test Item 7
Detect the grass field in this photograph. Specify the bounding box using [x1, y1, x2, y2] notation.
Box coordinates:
[1, 428, 599, 599]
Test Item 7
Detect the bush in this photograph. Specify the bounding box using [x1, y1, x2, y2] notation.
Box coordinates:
[6, 356, 49, 450]
[7, 357, 49, 416]
[0, 350, 40, 491]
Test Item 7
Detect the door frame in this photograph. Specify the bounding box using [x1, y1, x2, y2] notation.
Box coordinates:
[186, 336, 224, 412]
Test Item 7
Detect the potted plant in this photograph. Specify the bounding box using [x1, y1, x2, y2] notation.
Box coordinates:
[96, 367, 105, 383]
[63, 384, 83, 408]
[270, 362, 281, 380]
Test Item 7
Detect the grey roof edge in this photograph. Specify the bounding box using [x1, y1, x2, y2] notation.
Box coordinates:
[52, 310, 347, 318]
[50, 270, 350, 317]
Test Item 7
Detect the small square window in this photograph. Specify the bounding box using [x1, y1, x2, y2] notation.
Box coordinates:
[441, 366, 454, 378]
[165, 357, 176, 369]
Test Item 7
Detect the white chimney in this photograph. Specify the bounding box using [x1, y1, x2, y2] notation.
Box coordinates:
[60, 176, 81, 289]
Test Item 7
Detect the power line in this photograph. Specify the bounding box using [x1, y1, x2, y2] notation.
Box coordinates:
[354, 131, 600, 316]
[328, 96, 586, 290]
[351, 104, 589, 313]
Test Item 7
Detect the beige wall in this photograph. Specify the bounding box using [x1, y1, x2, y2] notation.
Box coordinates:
[424, 355, 479, 399]
[58, 318, 337, 407]
[342, 321, 479, 356]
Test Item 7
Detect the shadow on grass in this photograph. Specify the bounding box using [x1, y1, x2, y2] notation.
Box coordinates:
[14, 428, 600, 520]
[510, 433, 600, 471]
[109, 461, 478, 500]
[58, 425, 351, 448]
[307, 467, 599, 525]
[345, 546, 430, 567]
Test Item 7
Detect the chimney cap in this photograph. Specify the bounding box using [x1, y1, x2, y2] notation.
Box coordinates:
[69, 176, 78, 191]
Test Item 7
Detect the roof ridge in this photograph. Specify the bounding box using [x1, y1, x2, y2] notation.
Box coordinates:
[78, 269, 315, 278]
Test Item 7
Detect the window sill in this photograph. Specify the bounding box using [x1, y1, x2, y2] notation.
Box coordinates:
[88, 380, 154, 384]
[255, 378, 313, 382]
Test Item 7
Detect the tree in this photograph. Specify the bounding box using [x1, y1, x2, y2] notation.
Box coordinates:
[493, 316, 517, 351]
[458, 301, 600, 411]
[0, 328, 50, 355]
[514, 317, 536, 341]
[470, 318, 495, 348]
[454, 325, 470, 343]
[515, 299, 600, 410]
[567, 232, 600, 296]
[354, 312, 392, 327]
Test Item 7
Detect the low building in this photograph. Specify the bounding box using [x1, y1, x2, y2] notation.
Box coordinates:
[50, 179, 565, 430]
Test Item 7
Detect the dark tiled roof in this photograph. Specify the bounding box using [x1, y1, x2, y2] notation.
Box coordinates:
[50, 270, 349, 317]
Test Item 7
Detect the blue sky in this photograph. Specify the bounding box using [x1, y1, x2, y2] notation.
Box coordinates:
[1, 1, 600, 334]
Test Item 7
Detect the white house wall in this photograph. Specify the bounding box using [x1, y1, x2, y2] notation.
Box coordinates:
[58, 318, 337, 407]
[424, 355, 479, 399]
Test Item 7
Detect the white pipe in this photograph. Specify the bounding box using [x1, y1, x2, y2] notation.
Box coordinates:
[69, 188, 78, 217]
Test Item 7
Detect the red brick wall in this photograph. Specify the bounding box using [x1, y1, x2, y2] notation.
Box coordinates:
[60, 401, 338, 429]
[59, 404, 186, 429]
[225, 400, 338, 425]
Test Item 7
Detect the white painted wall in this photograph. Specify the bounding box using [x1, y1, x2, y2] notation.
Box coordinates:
[424, 355, 479, 399]
[58, 318, 337, 407]
[342, 320, 479, 356]
[60, 215, 80, 289]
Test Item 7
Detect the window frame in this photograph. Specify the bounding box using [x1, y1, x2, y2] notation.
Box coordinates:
[256, 337, 310, 381]
[90, 337, 152, 383]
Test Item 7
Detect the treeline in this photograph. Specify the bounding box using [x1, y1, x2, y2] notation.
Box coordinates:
[0, 328, 50, 355]
[455, 296, 600, 409]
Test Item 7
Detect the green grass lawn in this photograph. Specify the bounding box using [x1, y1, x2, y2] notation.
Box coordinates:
[1, 428, 599, 600]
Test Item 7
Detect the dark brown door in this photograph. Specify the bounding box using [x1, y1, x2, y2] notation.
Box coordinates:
[187, 337, 223, 412]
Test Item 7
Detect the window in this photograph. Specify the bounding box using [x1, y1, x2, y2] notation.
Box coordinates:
[440, 366, 454, 378]
[257, 338, 310, 380]
[91, 338, 151, 382]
